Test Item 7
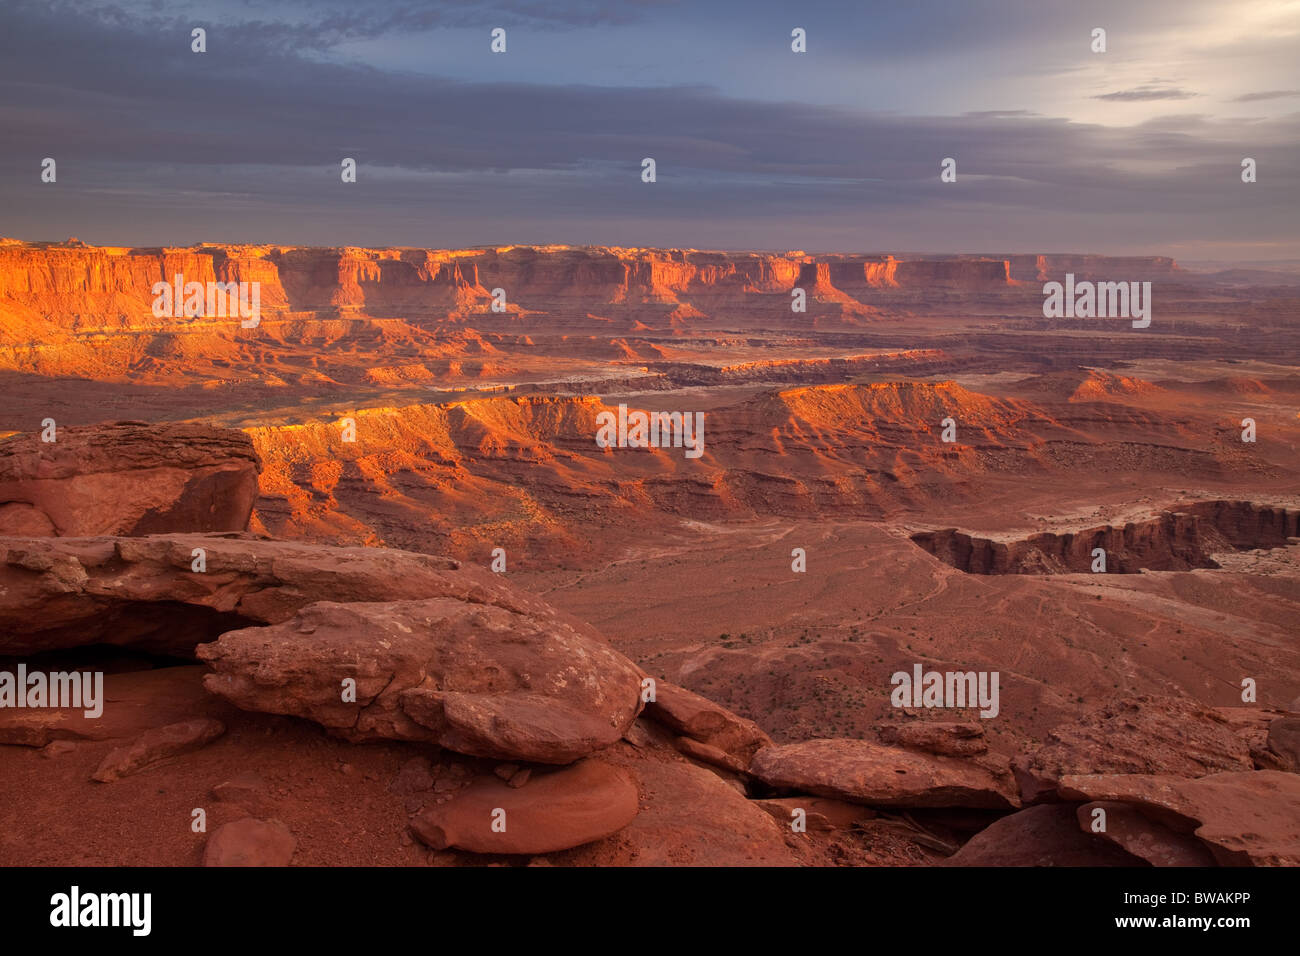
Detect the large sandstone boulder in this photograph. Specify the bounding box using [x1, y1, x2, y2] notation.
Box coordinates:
[0, 421, 260, 537]
[749, 737, 1019, 809]
[410, 759, 638, 855]
[0, 533, 585, 656]
[197, 597, 644, 763]
[1059, 770, 1300, 866]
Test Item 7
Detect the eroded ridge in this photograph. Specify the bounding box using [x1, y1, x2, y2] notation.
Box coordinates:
[909, 500, 1300, 574]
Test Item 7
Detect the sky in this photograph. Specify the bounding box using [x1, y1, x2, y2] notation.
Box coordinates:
[0, 0, 1297, 258]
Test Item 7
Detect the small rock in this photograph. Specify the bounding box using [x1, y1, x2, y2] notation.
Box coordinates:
[494, 763, 520, 781]
[212, 772, 265, 800]
[1011, 754, 1059, 804]
[674, 735, 749, 775]
[508, 768, 531, 789]
[92, 719, 225, 783]
[389, 757, 435, 794]
[39, 740, 77, 759]
[622, 719, 658, 750]
[203, 818, 296, 867]
[211, 772, 275, 816]
[643, 680, 771, 762]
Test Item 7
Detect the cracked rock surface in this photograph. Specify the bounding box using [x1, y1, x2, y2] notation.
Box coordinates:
[197, 597, 645, 764]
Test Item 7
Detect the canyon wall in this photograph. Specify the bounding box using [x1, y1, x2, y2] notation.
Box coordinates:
[1005, 254, 1182, 283]
[0, 239, 1186, 339]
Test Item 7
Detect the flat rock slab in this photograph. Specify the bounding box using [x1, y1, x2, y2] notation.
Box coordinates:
[0, 533, 585, 656]
[1076, 801, 1217, 867]
[91, 718, 225, 782]
[203, 818, 296, 867]
[1059, 770, 1300, 866]
[0, 665, 217, 747]
[199, 598, 644, 764]
[947, 804, 1144, 866]
[750, 737, 1019, 809]
[410, 759, 638, 855]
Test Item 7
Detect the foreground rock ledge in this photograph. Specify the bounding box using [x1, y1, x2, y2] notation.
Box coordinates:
[945, 805, 1143, 867]
[198, 597, 645, 763]
[749, 737, 1020, 809]
[0, 533, 589, 656]
[1058, 770, 1300, 866]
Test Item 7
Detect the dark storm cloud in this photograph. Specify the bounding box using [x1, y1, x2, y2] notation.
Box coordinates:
[0, 0, 1295, 253]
